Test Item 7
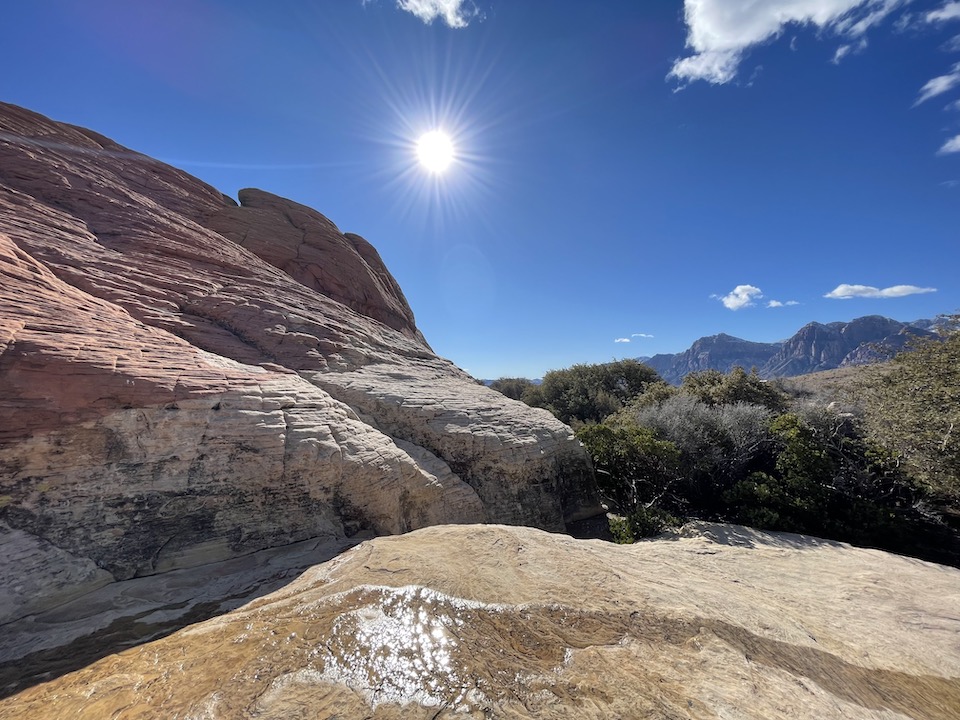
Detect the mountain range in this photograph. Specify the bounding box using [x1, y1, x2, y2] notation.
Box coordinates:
[640, 315, 939, 385]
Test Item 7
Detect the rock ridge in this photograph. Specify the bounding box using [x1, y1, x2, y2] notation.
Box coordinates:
[643, 314, 937, 384]
[0, 102, 598, 651]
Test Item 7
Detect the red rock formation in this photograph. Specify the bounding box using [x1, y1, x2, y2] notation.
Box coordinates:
[0, 102, 598, 648]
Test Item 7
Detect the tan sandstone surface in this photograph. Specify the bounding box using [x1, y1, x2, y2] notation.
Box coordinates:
[0, 102, 597, 688]
[2, 522, 959, 719]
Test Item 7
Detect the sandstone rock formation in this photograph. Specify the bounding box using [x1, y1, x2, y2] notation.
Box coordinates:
[0, 102, 597, 657]
[3, 522, 959, 719]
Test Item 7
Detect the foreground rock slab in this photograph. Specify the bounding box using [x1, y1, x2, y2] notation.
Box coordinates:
[4, 523, 959, 719]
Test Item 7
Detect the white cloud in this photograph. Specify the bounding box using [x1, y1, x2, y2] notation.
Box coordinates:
[939, 134, 960, 153]
[767, 300, 801, 307]
[715, 284, 763, 310]
[824, 283, 937, 299]
[915, 62, 960, 105]
[632, 333, 655, 338]
[669, 0, 906, 85]
[927, 1, 960, 23]
[615, 337, 631, 343]
[395, 0, 477, 28]
[944, 34, 960, 51]
[832, 44, 854, 64]
[832, 38, 868, 63]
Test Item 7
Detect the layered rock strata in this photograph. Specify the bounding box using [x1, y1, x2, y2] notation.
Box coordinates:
[0, 103, 597, 641]
[3, 523, 959, 719]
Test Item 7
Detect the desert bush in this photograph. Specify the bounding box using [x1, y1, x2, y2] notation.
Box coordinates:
[575, 421, 681, 514]
[489, 377, 537, 401]
[680, 366, 788, 412]
[608, 506, 680, 543]
[860, 324, 960, 504]
[530, 359, 664, 425]
[630, 395, 776, 513]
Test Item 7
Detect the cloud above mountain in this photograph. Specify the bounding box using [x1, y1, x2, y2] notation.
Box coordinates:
[824, 283, 938, 299]
[715, 285, 763, 310]
[615, 333, 655, 343]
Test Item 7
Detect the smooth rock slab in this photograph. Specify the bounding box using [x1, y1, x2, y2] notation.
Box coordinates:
[3, 522, 959, 719]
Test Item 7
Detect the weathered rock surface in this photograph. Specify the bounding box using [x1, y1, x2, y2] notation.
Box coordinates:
[3, 522, 959, 719]
[0, 102, 597, 658]
[644, 333, 781, 385]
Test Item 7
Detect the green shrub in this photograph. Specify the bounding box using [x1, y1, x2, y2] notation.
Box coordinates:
[860, 325, 960, 504]
[608, 507, 679, 543]
[532, 360, 664, 425]
[681, 366, 788, 412]
[576, 422, 681, 513]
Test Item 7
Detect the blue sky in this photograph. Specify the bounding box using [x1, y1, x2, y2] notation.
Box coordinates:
[3, 0, 958, 378]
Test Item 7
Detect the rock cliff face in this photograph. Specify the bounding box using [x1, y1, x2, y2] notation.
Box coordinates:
[761, 316, 933, 378]
[644, 333, 780, 384]
[644, 316, 935, 384]
[0, 104, 597, 631]
[3, 523, 959, 719]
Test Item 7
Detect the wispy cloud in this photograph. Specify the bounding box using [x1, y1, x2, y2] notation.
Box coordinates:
[668, 0, 905, 86]
[832, 44, 854, 64]
[395, 0, 478, 28]
[927, 1, 960, 23]
[832, 38, 869, 64]
[824, 283, 937, 299]
[713, 285, 763, 310]
[939, 134, 960, 153]
[615, 333, 654, 343]
[767, 300, 801, 308]
[915, 62, 960, 105]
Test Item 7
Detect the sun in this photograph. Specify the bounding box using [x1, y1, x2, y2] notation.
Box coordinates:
[416, 130, 455, 174]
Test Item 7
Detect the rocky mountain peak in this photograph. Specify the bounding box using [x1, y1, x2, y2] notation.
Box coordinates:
[643, 315, 938, 383]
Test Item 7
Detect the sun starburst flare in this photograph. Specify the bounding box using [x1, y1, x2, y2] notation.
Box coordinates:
[416, 130, 455, 174]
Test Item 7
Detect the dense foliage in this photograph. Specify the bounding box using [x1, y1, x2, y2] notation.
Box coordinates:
[516, 359, 663, 425]
[859, 326, 960, 505]
[490, 344, 960, 566]
[488, 377, 538, 403]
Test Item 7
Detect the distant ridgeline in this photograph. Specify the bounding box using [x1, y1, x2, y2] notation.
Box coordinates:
[640, 315, 943, 385]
